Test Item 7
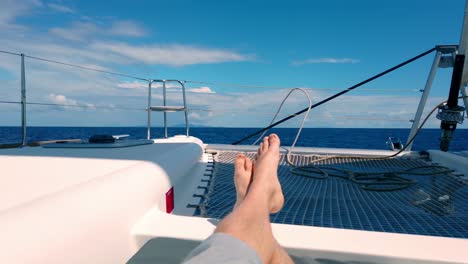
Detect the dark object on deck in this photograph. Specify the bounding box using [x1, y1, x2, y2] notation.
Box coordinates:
[89, 134, 115, 144]
[386, 137, 403, 151]
[0, 139, 82, 149]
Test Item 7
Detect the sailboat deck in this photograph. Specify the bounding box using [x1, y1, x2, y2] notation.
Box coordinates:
[191, 150, 468, 239]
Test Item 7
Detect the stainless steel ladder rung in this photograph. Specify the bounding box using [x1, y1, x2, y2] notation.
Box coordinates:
[147, 80, 189, 139]
[149, 106, 186, 112]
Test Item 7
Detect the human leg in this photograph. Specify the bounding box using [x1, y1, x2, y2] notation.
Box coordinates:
[233, 154, 253, 208]
[215, 134, 292, 264]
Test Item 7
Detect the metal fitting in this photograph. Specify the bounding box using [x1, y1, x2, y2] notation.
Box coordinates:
[436, 104, 465, 124]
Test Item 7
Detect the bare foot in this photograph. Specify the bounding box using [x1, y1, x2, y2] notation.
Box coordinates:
[233, 154, 253, 208]
[253, 134, 284, 213]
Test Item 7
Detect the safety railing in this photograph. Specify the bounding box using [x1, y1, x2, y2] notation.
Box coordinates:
[2, 48, 463, 150]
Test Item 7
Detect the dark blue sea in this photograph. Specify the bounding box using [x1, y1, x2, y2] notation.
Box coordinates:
[1, 127, 468, 151]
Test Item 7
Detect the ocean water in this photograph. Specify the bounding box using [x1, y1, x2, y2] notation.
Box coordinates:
[1, 126, 468, 151]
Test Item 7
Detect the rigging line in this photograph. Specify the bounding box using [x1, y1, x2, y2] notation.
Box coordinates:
[0, 100, 20, 104]
[185, 80, 288, 89]
[0, 50, 22, 56]
[287, 96, 468, 192]
[189, 108, 302, 114]
[305, 116, 411, 122]
[185, 80, 420, 92]
[16, 53, 149, 82]
[354, 96, 468, 159]
[26, 101, 146, 111]
[232, 47, 437, 145]
[304, 88, 419, 92]
[291, 95, 468, 165]
[24, 55, 149, 81]
[0, 49, 149, 81]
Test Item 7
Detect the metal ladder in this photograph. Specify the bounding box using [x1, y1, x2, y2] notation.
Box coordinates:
[146, 79, 189, 139]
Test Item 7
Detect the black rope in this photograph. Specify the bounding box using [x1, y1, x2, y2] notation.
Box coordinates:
[232, 47, 437, 145]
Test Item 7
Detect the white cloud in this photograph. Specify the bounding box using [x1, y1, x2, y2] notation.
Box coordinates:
[117, 81, 148, 89]
[49, 22, 98, 41]
[0, 0, 42, 28]
[0, 31, 440, 128]
[169, 88, 447, 128]
[0, 1, 253, 68]
[91, 42, 253, 66]
[47, 3, 74, 13]
[47, 93, 96, 110]
[78, 63, 112, 72]
[117, 81, 215, 94]
[0, 2, 444, 128]
[45, 22, 251, 66]
[49, 20, 145, 42]
[188, 86, 215, 93]
[292, 58, 360, 65]
[48, 93, 77, 104]
[109, 20, 146, 37]
[0, 66, 446, 128]
[117, 81, 181, 90]
[188, 112, 201, 121]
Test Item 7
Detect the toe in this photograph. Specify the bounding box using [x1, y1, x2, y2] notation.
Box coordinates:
[257, 143, 263, 157]
[263, 136, 269, 151]
[235, 154, 246, 171]
[244, 157, 252, 171]
[268, 133, 280, 147]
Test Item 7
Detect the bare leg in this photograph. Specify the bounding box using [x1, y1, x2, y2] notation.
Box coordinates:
[215, 134, 293, 264]
[233, 154, 253, 208]
[233, 151, 292, 264]
[253, 135, 284, 214]
[270, 240, 294, 264]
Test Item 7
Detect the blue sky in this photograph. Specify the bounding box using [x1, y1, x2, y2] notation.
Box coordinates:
[0, 0, 467, 128]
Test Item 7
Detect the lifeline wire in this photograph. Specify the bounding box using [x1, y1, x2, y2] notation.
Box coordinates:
[24, 55, 150, 81]
[0, 50, 21, 56]
[0, 100, 20, 104]
[0, 49, 149, 81]
[0, 100, 146, 111]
